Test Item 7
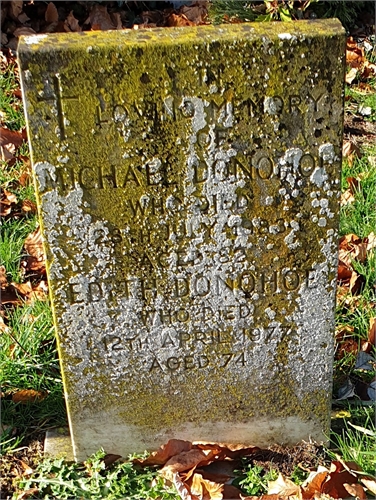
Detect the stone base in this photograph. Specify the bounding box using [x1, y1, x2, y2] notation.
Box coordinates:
[44, 427, 74, 461]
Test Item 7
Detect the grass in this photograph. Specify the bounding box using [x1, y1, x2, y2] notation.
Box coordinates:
[1, 10, 376, 499]
[340, 146, 376, 238]
[0, 300, 65, 452]
[0, 63, 25, 131]
[329, 406, 376, 477]
[0, 217, 38, 283]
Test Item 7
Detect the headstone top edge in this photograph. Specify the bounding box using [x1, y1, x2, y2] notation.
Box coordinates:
[18, 18, 345, 54]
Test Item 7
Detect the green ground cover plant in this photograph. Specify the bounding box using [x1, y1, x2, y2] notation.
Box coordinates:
[1, 1, 375, 499]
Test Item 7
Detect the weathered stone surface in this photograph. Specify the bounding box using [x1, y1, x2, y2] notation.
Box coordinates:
[18, 20, 346, 461]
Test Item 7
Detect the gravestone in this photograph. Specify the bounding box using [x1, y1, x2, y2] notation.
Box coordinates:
[18, 20, 346, 461]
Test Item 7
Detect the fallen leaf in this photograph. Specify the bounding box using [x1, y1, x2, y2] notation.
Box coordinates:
[363, 60, 376, 79]
[0, 316, 11, 334]
[366, 232, 376, 252]
[13, 27, 37, 37]
[368, 318, 376, 346]
[64, 10, 81, 32]
[12, 389, 47, 404]
[342, 140, 360, 164]
[23, 227, 46, 276]
[336, 378, 355, 400]
[16, 487, 40, 500]
[338, 234, 367, 266]
[346, 38, 364, 69]
[21, 199, 37, 215]
[9, 0, 23, 20]
[322, 461, 359, 499]
[343, 483, 366, 499]
[360, 478, 376, 495]
[0, 265, 8, 287]
[11, 280, 48, 303]
[354, 351, 374, 371]
[179, 3, 208, 24]
[337, 261, 353, 282]
[267, 473, 301, 497]
[166, 13, 195, 27]
[0, 127, 23, 149]
[86, 4, 116, 31]
[16, 459, 34, 476]
[346, 177, 360, 193]
[1, 189, 17, 217]
[349, 271, 363, 295]
[162, 449, 211, 480]
[345, 67, 358, 84]
[103, 453, 122, 467]
[136, 439, 193, 466]
[340, 189, 355, 206]
[45, 2, 58, 23]
[301, 469, 329, 499]
[189, 472, 223, 500]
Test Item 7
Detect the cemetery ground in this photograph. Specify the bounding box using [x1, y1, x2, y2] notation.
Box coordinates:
[1, 2, 376, 499]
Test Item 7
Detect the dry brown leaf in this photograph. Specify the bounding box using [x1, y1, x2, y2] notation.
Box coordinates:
[9, 0, 23, 20]
[0, 316, 10, 334]
[13, 27, 37, 37]
[86, 5, 116, 31]
[64, 10, 81, 32]
[322, 461, 358, 499]
[11, 280, 48, 303]
[340, 190, 355, 206]
[338, 234, 367, 266]
[103, 453, 122, 467]
[363, 60, 376, 79]
[179, 2, 208, 24]
[346, 38, 364, 69]
[301, 469, 329, 499]
[368, 317, 376, 347]
[169, 471, 193, 500]
[111, 12, 122, 30]
[349, 271, 363, 295]
[222, 484, 242, 499]
[343, 483, 366, 499]
[0, 127, 23, 149]
[0, 265, 8, 287]
[166, 13, 195, 27]
[346, 177, 360, 194]
[45, 2, 58, 23]
[24, 227, 46, 275]
[136, 439, 193, 466]
[342, 139, 360, 159]
[267, 473, 301, 497]
[17, 459, 34, 476]
[366, 232, 376, 251]
[190, 472, 223, 500]
[16, 487, 40, 500]
[360, 477, 376, 495]
[21, 199, 37, 215]
[12, 389, 47, 404]
[337, 261, 353, 282]
[1, 189, 18, 217]
[162, 449, 210, 480]
[19, 170, 31, 187]
[345, 67, 358, 85]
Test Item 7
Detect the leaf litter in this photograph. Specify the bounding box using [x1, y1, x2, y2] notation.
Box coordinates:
[131, 439, 375, 500]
